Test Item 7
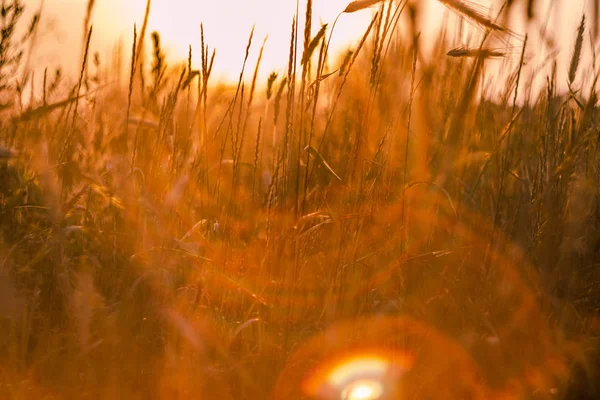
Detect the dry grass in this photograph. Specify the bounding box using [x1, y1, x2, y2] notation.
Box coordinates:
[344, 0, 385, 13]
[0, 0, 599, 398]
[437, 0, 513, 35]
[446, 46, 507, 58]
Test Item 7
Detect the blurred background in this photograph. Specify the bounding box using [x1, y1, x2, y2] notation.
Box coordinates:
[28, 0, 588, 85]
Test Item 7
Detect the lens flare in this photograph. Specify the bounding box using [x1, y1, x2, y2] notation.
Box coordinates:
[328, 355, 388, 387]
[302, 349, 413, 399]
[340, 379, 384, 400]
[273, 316, 496, 399]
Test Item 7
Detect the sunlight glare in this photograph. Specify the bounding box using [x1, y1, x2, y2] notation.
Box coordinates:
[340, 379, 385, 400]
[302, 350, 413, 399]
[328, 356, 388, 387]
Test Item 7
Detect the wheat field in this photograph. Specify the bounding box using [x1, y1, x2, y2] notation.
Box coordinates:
[0, 0, 599, 398]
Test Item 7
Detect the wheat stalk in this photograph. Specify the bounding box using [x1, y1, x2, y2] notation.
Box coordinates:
[134, 0, 152, 76]
[569, 15, 586, 87]
[344, 0, 384, 13]
[301, 23, 327, 65]
[83, 0, 96, 53]
[446, 47, 506, 58]
[437, 0, 512, 35]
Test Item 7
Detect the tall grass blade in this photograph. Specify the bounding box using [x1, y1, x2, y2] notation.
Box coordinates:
[569, 15, 586, 87]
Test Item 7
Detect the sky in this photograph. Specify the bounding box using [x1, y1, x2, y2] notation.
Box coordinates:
[25, 0, 590, 89]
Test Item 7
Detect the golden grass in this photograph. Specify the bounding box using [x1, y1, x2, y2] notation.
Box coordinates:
[437, 0, 513, 34]
[569, 14, 586, 87]
[344, 0, 385, 14]
[446, 46, 506, 58]
[0, 0, 599, 398]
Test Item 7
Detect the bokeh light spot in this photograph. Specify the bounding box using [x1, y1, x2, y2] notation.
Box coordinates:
[302, 349, 413, 399]
[340, 379, 384, 400]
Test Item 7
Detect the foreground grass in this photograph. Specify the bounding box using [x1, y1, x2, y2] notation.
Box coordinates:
[0, 0, 599, 398]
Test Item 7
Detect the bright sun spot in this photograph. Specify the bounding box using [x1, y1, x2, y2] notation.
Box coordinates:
[302, 349, 413, 399]
[327, 356, 388, 387]
[340, 379, 385, 400]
